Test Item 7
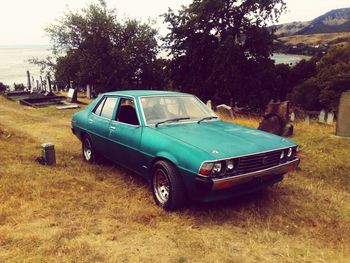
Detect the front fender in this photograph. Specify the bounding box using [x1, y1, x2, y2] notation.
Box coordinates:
[155, 151, 179, 166]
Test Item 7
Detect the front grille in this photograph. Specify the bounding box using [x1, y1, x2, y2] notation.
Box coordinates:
[236, 150, 282, 175]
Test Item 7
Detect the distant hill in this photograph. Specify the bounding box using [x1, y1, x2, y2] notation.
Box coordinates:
[274, 8, 350, 37]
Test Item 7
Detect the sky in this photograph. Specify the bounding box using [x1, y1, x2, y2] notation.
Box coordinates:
[0, 0, 349, 45]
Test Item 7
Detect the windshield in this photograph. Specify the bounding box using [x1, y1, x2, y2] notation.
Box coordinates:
[140, 95, 215, 125]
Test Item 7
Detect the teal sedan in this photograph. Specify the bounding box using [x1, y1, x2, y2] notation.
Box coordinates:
[71, 90, 300, 210]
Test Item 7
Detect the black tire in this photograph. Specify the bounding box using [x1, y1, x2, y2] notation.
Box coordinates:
[151, 160, 187, 211]
[82, 134, 97, 164]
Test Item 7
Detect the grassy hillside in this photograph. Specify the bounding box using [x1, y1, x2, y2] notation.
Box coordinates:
[278, 32, 350, 46]
[0, 96, 350, 262]
[274, 8, 350, 37]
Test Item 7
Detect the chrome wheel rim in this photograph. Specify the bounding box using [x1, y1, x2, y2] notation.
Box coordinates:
[153, 169, 170, 204]
[83, 138, 92, 161]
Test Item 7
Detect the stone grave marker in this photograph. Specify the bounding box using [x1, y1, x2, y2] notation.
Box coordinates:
[318, 109, 326, 123]
[206, 100, 212, 110]
[326, 112, 334, 125]
[290, 112, 295, 122]
[258, 101, 293, 136]
[86, 84, 92, 99]
[41, 143, 56, 165]
[266, 101, 290, 124]
[67, 88, 78, 103]
[336, 91, 350, 137]
[216, 104, 233, 118]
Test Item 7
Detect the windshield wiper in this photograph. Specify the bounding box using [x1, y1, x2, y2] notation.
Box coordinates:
[155, 117, 190, 127]
[197, 116, 218, 124]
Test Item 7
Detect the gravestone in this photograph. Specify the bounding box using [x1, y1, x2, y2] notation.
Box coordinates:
[86, 84, 92, 99]
[318, 109, 326, 123]
[206, 100, 212, 110]
[27, 70, 31, 90]
[326, 112, 334, 125]
[67, 88, 78, 103]
[336, 91, 350, 137]
[41, 143, 56, 165]
[258, 101, 292, 136]
[290, 112, 296, 122]
[266, 101, 289, 124]
[216, 104, 233, 118]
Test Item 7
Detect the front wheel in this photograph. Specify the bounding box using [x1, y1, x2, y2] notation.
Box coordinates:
[151, 160, 187, 211]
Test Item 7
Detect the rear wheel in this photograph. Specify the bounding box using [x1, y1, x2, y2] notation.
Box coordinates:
[151, 160, 187, 210]
[82, 135, 96, 163]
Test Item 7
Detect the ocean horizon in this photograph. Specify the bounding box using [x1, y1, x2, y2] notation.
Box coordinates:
[0, 45, 310, 87]
[0, 45, 52, 86]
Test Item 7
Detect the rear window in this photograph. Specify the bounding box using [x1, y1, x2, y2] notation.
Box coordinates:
[93, 97, 106, 116]
[93, 97, 117, 119]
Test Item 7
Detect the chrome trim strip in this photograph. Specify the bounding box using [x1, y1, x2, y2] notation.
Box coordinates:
[197, 146, 298, 174]
[210, 158, 300, 190]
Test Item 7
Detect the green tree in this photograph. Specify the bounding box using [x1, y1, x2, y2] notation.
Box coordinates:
[0, 82, 9, 94]
[163, 0, 286, 108]
[34, 0, 165, 93]
[288, 43, 350, 110]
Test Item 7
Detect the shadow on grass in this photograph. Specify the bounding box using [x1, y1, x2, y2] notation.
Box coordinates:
[93, 157, 286, 219]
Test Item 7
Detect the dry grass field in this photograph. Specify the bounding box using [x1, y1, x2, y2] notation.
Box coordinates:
[0, 95, 350, 262]
[279, 32, 350, 46]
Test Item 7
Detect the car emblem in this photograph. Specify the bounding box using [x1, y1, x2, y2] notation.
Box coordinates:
[212, 150, 219, 154]
[262, 156, 269, 165]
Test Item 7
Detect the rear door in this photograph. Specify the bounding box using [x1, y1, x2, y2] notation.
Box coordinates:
[88, 96, 118, 155]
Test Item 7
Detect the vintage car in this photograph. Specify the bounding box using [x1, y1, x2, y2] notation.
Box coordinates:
[71, 90, 300, 210]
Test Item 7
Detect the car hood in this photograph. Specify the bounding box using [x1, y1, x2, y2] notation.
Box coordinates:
[154, 120, 296, 159]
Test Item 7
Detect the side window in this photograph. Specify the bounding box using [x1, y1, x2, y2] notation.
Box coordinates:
[100, 97, 118, 119]
[116, 98, 139, 125]
[93, 97, 106, 116]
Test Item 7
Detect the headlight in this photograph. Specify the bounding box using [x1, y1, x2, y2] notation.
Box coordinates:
[287, 148, 293, 158]
[226, 159, 235, 171]
[280, 151, 285, 160]
[212, 162, 222, 175]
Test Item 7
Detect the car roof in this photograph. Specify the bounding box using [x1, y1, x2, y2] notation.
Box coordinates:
[103, 90, 191, 98]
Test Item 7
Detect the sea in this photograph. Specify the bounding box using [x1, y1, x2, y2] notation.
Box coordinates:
[271, 53, 311, 65]
[0, 46, 311, 86]
[0, 45, 52, 86]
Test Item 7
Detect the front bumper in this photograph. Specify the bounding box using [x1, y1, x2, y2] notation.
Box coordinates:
[212, 158, 299, 190]
[196, 158, 300, 193]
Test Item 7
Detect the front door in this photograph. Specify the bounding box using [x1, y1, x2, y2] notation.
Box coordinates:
[107, 97, 143, 173]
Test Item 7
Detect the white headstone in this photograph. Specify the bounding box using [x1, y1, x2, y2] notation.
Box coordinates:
[86, 84, 91, 99]
[326, 112, 334, 125]
[318, 109, 326, 123]
[206, 100, 212, 110]
[67, 88, 77, 102]
[290, 112, 295, 122]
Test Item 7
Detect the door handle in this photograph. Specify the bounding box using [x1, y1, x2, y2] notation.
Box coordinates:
[110, 126, 116, 130]
[88, 118, 93, 124]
